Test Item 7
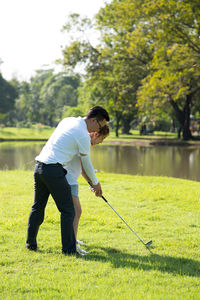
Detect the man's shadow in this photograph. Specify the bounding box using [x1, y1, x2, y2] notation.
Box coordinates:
[81, 245, 200, 278]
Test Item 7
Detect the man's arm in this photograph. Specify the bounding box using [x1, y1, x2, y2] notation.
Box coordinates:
[80, 153, 102, 197]
[81, 161, 92, 185]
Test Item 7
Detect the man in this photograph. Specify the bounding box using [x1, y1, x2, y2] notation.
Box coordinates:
[64, 125, 110, 254]
[26, 106, 109, 255]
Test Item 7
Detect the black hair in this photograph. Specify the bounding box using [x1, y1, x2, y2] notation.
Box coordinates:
[86, 106, 110, 122]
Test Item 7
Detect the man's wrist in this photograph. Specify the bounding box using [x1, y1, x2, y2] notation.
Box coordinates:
[92, 179, 99, 186]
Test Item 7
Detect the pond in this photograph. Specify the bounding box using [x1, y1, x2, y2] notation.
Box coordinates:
[0, 142, 200, 182]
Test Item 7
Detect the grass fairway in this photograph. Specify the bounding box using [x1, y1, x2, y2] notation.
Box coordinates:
[0, 127, 177, 142]
[0, 170, 200, 299]
[0, 127, 54, 140]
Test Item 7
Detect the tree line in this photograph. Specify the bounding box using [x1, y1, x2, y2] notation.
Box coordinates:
[0, 69, 81, 128]
[0, 0, 200, 140]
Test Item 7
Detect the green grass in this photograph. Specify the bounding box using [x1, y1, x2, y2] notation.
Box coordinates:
[0, 127, 54, 140]
[0, 126, 177, 142]
[108, 130, 177, 140]
[0, 170, 200, 299]
[3, 126, 200, 145]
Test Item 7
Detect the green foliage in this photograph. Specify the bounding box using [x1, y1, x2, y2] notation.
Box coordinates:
[2, 1, 200, 138]
[39, 72, 80, 125]
[121, 0, 200, 139]
[14, 70, 80, 126]
[61, 12, 141, 136]
[62, 105, 84, 118]
[0, 112, 7, 122]
[0, 170, 200, 299]
[0, 73, 18, 117]
[60, 0, 200, 139]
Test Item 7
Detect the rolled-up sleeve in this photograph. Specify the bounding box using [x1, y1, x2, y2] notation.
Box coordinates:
[80, 154, 98, 185]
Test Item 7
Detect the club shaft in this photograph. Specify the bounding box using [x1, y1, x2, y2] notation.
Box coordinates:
[106, 201, 147, 245]
[90, 187, 151, 248]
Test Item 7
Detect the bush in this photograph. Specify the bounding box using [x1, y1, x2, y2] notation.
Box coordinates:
[16, 121, 32, 128]
[62, 106, 84, 118]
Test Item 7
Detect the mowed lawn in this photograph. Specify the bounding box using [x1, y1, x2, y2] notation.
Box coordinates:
[0, 127, 177, 142]
[0, 170, 200, 299]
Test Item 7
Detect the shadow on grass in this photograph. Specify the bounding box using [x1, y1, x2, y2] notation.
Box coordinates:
[82, 245, 200, 278]
[35, 244, 200, 278]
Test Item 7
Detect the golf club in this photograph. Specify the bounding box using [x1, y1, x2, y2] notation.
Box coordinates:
[101, 194, 152, 249]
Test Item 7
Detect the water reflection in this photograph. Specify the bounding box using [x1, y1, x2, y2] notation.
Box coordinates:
[90, 145, 200, 181]
[0, 142, 44, 170]
[0, 142, 200, 181]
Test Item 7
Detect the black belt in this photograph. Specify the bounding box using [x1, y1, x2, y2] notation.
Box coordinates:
[36, 161, 62, 167]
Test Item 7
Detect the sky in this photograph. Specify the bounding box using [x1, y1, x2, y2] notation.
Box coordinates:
[0, 0, 107, 81]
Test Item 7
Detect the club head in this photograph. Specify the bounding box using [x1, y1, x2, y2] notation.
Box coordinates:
[145, 240, 152, 247]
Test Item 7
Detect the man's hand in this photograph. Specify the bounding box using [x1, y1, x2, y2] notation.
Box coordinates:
[92, 182, 102, 197]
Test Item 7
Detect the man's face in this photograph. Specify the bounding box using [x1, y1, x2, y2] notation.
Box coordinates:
[90, 133, 107, 146]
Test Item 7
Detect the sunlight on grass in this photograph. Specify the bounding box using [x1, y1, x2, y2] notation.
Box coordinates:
[0, 171, 200, 299]
[0, 127, 54, 140]
[0, 127, 178, 142]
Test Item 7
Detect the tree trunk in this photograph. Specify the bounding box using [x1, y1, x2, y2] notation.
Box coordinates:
[115, 111, 121, 137]
[177, 127, 182, 139]
[115, 126, 119, 137]
[121, 117, 131, 134]
[182, 94, 192, 140]
[121, 114, 133, 134]
[169, 95, 192, 140]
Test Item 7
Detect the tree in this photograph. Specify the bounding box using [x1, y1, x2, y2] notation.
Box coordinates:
[62, 105, 84, 118]
[39, 72, 80, 125]
[0, 73, 18, 123]
[61, 0, 200, 139]
[137, 43, 200, 139]
[15, 69, 80, 126]
[116, 0, 200, 140]
[59, 1, 200, 139]
[61, 11, 147, 136]
[96, 0, 200, 140]
[95, 2, 152, 135]
[15, 81, 32, 125]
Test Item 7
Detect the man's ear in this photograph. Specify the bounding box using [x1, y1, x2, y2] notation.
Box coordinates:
[94, 131, 99, 138]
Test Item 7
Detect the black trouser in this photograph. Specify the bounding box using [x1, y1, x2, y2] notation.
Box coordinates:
[26, 161, 76, 254]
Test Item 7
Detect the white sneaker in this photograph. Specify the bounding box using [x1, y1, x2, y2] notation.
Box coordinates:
[77, 240, 84, 245]
[76, 245, 89, 255]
